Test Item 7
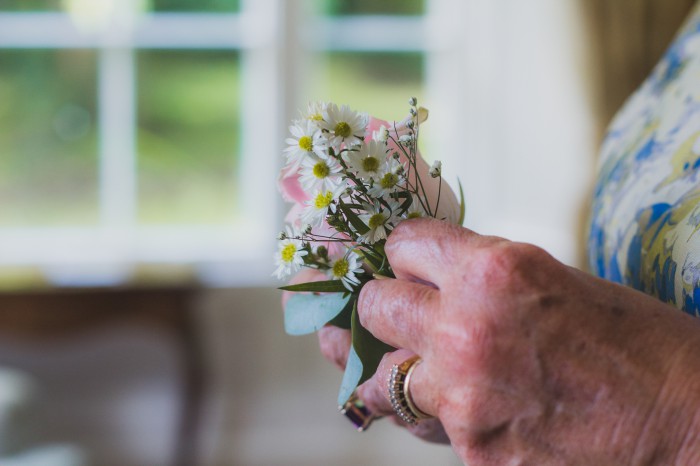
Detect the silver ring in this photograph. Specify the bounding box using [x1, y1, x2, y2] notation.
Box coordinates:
[388, 355, 432, 424]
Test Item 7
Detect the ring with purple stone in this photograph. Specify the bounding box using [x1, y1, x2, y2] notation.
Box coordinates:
[339, 391, 378, 432]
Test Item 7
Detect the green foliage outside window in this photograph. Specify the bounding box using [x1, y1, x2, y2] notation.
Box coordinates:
[319, 0, 424, 16]
[0, 1, 60, 11]
[307, 52, 425, 120]
[147, 0, 239, 12]
[0, 50, 99, 226]
[137, 51, 241, 225]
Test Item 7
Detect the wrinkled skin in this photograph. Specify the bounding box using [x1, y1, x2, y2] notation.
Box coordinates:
[284, 217, 700, 464]
[356, 218, 700, 465]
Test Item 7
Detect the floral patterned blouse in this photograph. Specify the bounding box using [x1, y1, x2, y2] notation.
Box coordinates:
[588, 3, 700, 316]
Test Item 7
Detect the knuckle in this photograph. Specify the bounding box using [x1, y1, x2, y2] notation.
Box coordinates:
[317, 327, 350, 370]
[357, 280, 379, 325]
[476, 242, 547, 286]
[387, 217, 451, 252]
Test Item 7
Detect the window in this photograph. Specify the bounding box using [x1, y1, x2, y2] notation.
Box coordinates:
[0, 0, 435, 287]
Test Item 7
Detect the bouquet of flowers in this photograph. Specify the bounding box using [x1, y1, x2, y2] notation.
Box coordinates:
[276, 98, 464, 406]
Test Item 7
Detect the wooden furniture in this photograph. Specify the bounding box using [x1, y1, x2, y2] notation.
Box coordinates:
[0, 287, 204, 466]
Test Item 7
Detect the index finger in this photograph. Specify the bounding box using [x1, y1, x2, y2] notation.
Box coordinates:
[358, 277, 438, 353]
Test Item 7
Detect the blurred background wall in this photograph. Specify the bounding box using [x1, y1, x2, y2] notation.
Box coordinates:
[0, 0, 695, 465]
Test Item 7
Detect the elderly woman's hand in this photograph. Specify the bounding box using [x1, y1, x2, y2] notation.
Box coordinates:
[357, 218, 700, 465]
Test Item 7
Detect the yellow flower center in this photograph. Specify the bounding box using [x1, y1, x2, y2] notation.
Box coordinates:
[362, 156, 379, 173]
[335, 121, 352, 138]
[314, 191, 334, 209]
[309, 113, 323, 121]
[281, 243, 297, 263]
[380, 172, 398, 189]
[313, 161, 330, 179]
[368, 212, 385, 229]
[332, 258, 349, 278]
[298, 136, 313, 152]
[407, 211, 422, 219]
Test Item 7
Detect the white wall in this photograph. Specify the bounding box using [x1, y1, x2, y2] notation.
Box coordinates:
[427, 0, 597, 266]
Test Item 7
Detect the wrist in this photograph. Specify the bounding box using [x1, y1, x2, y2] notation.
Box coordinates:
[636, 333, 700, 465]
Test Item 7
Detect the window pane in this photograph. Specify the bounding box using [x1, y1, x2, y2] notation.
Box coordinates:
[137, 50, 241, 225]
[0, 49, 99, 226]
[0, 1, 60, 11]
[148, 0, 239, 12]
[319, 0, 424, 16]
[306, 52, 425, 120]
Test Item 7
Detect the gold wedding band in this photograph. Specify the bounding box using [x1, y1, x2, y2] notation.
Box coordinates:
[388, 355, 433, 424]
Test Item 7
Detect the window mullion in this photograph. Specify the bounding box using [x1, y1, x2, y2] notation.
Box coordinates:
[237, 0, 287, 259]
[98, 47, 136, 236]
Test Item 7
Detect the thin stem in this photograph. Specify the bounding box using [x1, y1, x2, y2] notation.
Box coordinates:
[435, 175, 442, 218]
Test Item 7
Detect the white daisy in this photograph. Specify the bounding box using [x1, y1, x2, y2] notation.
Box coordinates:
[273, 226, 308, 280]
[321, 103, 368, 150]
[329, 250, 363, 291]
[372, 125, 390, 143]
[284, 119, 328, 170]
[299, 154, 344, 192]
[367, 158, 404, 198]
[301, 184, 346, 228]
[344, 140, 388, 182]
[301, 101, 327, 123]
[358, 201, 401, 244]
[404, 195, 428, 219]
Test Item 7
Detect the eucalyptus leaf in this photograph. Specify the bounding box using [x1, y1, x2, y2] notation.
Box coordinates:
[327, 294, 354, 329]
[337, 346, 363, 405]
[279, 280, 348, 293]
[284, 292, 351, 335]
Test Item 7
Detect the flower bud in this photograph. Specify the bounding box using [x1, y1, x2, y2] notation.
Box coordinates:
[429, 160, 442, 178]
[408, 97, 417, 106]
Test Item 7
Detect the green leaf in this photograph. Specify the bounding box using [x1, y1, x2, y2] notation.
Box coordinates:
[339, 199, 369, 235]
[351, 300, 394, 386]
[278, 280, 348, 293]
[284, 292, 351, 335]
[327, 294, 354, 329]
[341, 203, 365, 210]
[358, 248, 384, 272]
[458, 178, 466, 226]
